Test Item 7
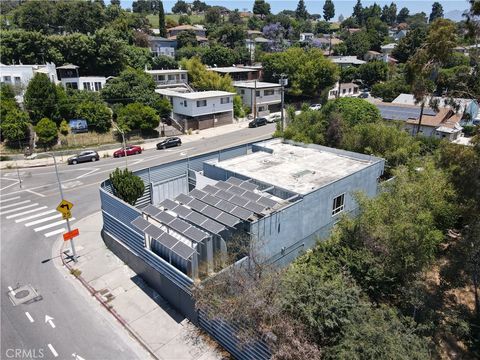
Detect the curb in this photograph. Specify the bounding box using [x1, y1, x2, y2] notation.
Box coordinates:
[59, 227, 159, 360]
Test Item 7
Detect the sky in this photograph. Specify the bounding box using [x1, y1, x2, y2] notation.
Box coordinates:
[118, 0, 470, 21]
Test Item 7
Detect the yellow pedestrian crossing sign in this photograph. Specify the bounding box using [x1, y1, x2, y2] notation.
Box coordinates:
[62, 211, 72, 220]
[57, 199, 74, 215]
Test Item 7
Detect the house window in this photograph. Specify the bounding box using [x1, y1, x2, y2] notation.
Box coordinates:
[181, 74, 186, 80]
[255, 90, 260, 97]
[332, 194, 345, 216]
[264, 89, 274, 96]
[220, 97, 230, 104]
[83, 82, 91, 91]
[3, 76, 11, 83]
[94, 82, 102, 91]
[168, 75, 175, 81]
[14, 77, 21, 85]
[66, 82, 78, 89]
[342, 88, 347, 94]
[158, 75, 165, 81]
[197, 100, 207, 107]
[240, 89, 245, 95]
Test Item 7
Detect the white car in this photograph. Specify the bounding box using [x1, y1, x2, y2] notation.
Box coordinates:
[309, 104, 322, 111]
[267, 114, 281, 123]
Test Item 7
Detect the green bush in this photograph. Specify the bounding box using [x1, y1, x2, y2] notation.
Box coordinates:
[35, 117, 58, 149]
[109, 168, 145, 206]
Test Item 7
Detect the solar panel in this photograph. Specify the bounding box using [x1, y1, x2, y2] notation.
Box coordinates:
[189, 188, 207, 199]
[216, 189, 234, 201]
[184, 227, 208, 242]
[159, 198, 178, 210]
[239, 181, 257, 191]
[202, 185, 218, 194]
[216, 182, 232, 190]
[226, 177, 243, 186]
[144, 224, 164, 239]
[143, 205, 162, 217]
[155, 211, 175, 224]
[257, 196, 277, 208]
[203, 206, 222, 219]
[131, 217, 150, 231]
[243, 191, 261, 202]
[202, 194, 221, 206]
[172, 205, 192, 218]
[231, 195, 249, 207]
[189, 198, 208, 212]
[186, 211, 206, 225]
[217, 212, 240, 227]
[176, 193, 193, 205]
[229, 186, 246, 196]
[157, 232, 178, 249]
[170, 218, 190, 233]
[202, 218, 226, 234]
[244, 201, 266, 214]
[231, 206, 252, 220]
[216, 200, 236, 213]
[172, 241, 196, 260]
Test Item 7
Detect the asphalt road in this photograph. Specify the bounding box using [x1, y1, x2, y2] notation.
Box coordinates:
[0, 124, 274, 360]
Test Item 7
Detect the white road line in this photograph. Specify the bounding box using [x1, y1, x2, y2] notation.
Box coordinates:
[7, 206, 48, 219]
[25, 214, 62, 227]
[1, 203, 39, 216]
[0, 178, 19, 191]
[44, 228, 66, 238]
[15, 209, 56, 223]
[75, 168, 99, 179]
[0, 196, 20, 204]
[25, 312, 34, 323]
[34, 218, 74, 232]
[8, 286, 14, 294]
[0, 200, 30, 210]
[48, 344, 58, 358]
[26, 189, 46, 197]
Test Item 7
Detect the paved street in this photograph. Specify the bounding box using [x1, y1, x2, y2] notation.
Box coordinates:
[1, 124, 274, 359]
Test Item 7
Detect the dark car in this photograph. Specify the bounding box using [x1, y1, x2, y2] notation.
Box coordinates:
[248, 117, 268, 128]
[358, 92, 369, 99]
[113, 145, 142, 157]
[156, 137, 182, 150]
[67, 150, 99, 165]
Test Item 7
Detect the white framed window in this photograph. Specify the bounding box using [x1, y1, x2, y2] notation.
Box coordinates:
[83, 82, 91, 91]
[3, 76, 11, 83]
[264, 89, 274, 96]
[196, 99, 207, 107]
[181, 74, 186, 79]
[255, 90, 260, 97]
[14, 76, 21, 85]
[94, 82, 102, 91]
[332, 194, 345, 216]
[220, 97, 230, 104]
[240, 89, 245, 95]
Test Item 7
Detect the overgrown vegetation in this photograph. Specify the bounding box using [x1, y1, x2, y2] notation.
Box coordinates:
[109, 167, 145, 206]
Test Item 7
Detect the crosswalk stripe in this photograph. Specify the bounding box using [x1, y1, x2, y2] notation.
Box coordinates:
[15, 209, 56, 223]
[0, 196, 20, 204]
[1, 203, 39, 216]
[44, 228, 66, 238]
[34, 218, 75, 232]
[0, 200, 30, 210]
[6, 206, 48, 219]
[25, 214, 62, 227]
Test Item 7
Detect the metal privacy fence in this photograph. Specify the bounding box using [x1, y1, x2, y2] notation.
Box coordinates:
[100, 140, 273, 360]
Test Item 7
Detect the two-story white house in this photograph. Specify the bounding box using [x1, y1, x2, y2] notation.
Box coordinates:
[233, 81, 281, 116]
[156, 89, 235, 130]
[148, 36, 177, 58]
[56, 64, 106, 91]
[146, 69, 189, 89]
[328, 82, 360, 99]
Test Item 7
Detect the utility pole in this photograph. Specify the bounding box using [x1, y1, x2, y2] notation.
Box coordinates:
[52, 155, 77, 262]
[112, 122, 128, 168]
[279, 74, 287, 133]
[253, 80, 257, 120]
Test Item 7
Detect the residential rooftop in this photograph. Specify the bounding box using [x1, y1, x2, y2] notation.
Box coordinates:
[209, 66, 258, 73]
[330, 56, 366, 65]
[233, 81, 280, 89]
[211, 139, 381, 195]
[146, 69, 188, 74]
[155, 89, 235, 99]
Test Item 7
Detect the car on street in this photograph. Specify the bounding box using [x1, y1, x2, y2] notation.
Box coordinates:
[156, 137, 182, 149]
[358, 92, 369, 99]
[67, 150, 100, 165]
[267, 114, 281, 123]
[309, 104, 322, 111]
[248, 117, 268, 128]
[113, 145, 142, 157]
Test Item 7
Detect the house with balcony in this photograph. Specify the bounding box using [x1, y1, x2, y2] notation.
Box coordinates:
[56, 64, 106, 91]
[146, 69, 189, 90]
[148, 36, 177, 58]
[156, 89, 235, 130]
[233, 81, 281, 116]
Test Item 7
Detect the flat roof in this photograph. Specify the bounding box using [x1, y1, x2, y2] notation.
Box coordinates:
[330, 56, 366, 65]
[212, 139, 380, 195]
[156, 89, 235, 99]
[233, 81, 280, 89]
[376, 102, 436, 121]
[146, 69, 188, 74]
[210, 67, 258, 73]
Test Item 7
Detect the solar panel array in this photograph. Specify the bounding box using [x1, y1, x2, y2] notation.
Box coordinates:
[189, 188, 253, 220]
[130, 217, 196, 260]
[378, 105, 436, 121]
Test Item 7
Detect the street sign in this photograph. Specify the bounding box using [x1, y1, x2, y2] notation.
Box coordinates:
[62, 211, 72, 220]
[56, 199, 74, 214]
[63, 228, 79, 241]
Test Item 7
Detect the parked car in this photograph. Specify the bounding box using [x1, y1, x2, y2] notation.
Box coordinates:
[358, 92, 369, 99]
[309, 104, 322, 111]
[267, 114, 281, 123]
[67, 150, 99, 165]
[156, 137, 182, 150]
[113, 145, 142, 157]
[248, 117, 268, 128]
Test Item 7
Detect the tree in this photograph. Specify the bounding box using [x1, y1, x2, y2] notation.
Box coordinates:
[178, 15, 191, 25]
[176, 30, 198, 49]
[295, 0, 309, 20]
[117, 103, 159, 132]
[59, 119, 69, 136]
[371, 76, 411, 102]
[205, 6, 221, 25]
[344, 31, 371, 58]
[253, 0, 270, 18]
[171, 0, 189, 14]
[397, 7, 410, 23]
[109, 168, 145, 206]
[352, 0, 364, 23]
[201, 45, 238, 67]
[429, 2, 444, 23]
[75, 102, 111, 133]
[321, 97, 381, 127]
[381, 2, 397, 26]
[356, 61, 388, 88]
[24, 73, 59, 124]
[179, 57, 234, 92]
[391, 27, 427, 63]
[212, 24, 246, 48]
[93, 28, 126, 76]
[124, 45, 153, 70]
[151, 55, 178, 70]
[35, 118, 58, 149]
[323, 0, 335, 22]
[192, 0, 209, 13]
[228, 9, 243, 25]
[0, 109, 30, 146]
[132, 0, 150, 13]
[12, 0, 54, 33]
[158, 0, 167, 37]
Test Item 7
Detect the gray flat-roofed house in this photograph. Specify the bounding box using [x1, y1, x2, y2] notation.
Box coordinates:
[148, 36, 177, 58]
[233, 81, 281, 116]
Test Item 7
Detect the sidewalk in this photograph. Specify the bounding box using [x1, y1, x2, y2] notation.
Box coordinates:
[0, 120, 251, 169]
[58, 211, 226, 360]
